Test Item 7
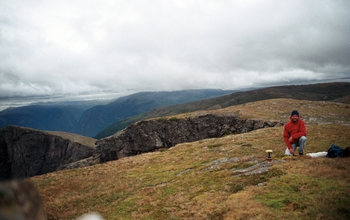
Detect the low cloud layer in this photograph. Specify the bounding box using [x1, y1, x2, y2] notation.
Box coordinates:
[1, 0, 349, 102]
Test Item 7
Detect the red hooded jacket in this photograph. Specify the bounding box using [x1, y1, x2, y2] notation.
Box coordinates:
[283, 116, 307, 150]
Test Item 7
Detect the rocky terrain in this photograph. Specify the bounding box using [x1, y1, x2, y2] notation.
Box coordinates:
[96, 113, 282, 162]
[0, 113, 282, 178]
[0, 126, 96, 180]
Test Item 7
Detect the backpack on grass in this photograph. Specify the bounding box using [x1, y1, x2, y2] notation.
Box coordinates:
[326, 144, 344, 158]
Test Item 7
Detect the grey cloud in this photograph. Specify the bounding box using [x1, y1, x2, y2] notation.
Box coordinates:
[0, 0, 349, 104]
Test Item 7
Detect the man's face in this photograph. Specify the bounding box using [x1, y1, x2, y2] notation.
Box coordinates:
[291, 115, 299, 122]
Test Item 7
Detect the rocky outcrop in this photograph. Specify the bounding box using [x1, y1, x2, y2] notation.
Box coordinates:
[0, 126, 96, 180]
[96, 113, 283, 163]
[0, 113, 283, 179]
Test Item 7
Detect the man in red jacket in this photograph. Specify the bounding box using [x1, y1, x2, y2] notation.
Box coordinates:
[283, 110, 307, 156]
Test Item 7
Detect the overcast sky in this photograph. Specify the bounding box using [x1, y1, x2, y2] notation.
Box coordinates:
[0, 0, 349, 109]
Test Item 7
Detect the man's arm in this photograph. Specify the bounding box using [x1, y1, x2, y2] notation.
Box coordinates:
[291, 120, 307, 140]
[283, 125, 294, 154]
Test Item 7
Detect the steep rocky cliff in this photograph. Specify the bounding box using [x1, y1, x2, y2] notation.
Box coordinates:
[0, 113, 283, 179]
[0, 126, 96, 180]
[96, 113, 283, 162]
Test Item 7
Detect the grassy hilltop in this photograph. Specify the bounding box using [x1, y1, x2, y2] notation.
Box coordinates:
[31, 98, 350, 220]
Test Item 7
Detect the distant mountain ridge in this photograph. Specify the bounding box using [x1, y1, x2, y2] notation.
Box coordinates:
[73, 89, 235, 137]
[0, 100, 110, 133]
[95, 82, 350, 138]
[1, 82, 349, 139]
[0, 105, 83, 132]
[0, 90, 234, 137]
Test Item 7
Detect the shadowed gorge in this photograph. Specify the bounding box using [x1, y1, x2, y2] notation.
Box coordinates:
[0, 126, 96, 180]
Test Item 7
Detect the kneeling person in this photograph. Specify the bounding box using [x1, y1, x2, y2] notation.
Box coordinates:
[283, 110, 307, 156]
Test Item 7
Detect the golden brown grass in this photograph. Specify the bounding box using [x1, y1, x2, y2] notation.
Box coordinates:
[31, 99, 350, 220]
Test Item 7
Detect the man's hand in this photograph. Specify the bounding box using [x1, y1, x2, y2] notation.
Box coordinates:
[289, 136, 293, 142]
[289, 148, 294, 154]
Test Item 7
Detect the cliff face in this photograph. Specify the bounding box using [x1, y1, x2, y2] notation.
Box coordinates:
[96, 113, 283, 163]
[0, 126, 96, 180]
[0, 113, 283, 179]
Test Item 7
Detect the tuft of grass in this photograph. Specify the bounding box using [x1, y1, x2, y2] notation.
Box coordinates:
[207, 143, 223, 149]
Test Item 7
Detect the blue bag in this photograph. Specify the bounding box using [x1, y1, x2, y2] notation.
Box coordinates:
[326, 144, 344, 158]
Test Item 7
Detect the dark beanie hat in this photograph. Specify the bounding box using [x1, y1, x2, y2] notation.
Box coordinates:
[291, 110, 299, 116]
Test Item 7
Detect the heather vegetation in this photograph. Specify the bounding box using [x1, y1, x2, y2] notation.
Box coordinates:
[31, 98, 350, 219]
